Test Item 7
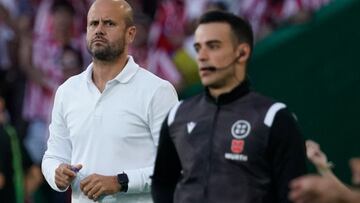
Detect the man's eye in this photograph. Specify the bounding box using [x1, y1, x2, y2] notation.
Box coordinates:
[194, 46, 200, 53]
[89, 22, 98, 26]
[105, 21, 115, 26]
[209, 44, 219, 50]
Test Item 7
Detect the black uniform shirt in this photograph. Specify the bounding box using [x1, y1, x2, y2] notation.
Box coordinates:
[152, 80, 307, 203]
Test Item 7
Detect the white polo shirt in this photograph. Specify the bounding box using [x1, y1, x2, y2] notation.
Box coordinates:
[42, 56, 178, 203]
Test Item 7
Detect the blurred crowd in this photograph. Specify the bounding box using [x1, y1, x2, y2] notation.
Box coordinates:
[0, 0, 332, 202]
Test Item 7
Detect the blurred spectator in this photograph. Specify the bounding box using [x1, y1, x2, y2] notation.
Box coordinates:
[33, 0, 88, 39]
[0, 4, 15, 71]
[0, 0, 29, 139]
[229, 0, 331, 40]
[183, 0, 207, 21]
[130, 12, 182, 89]
[147, 48, 183, 91]
[129, 13, 152, 68]
[0, 3, 16, 97]
[0, 0, 19, 18]
[0, 97, 43, 203]
[20, 2, 83, 202]
[127, 0, 158, 19]
[22, 0, 82, 164]
[149, 0, 186, 53]
[206, 1, 228, 12]
[61, 45, 83, 81]
[33, 0, 91, 64]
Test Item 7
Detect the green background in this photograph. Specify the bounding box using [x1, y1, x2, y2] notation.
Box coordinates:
[248, 0, 360, 183]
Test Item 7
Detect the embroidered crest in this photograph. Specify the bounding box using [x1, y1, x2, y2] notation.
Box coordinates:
[231, 120, 251, 139]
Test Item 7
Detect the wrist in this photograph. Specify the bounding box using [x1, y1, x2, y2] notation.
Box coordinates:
[117, 172, 129, 193]
[55, 182, 69, 191]
[317, 162, 334, 176]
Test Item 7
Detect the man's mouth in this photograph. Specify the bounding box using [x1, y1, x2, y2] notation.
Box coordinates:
[200, 66, 216, 72]
[92, 38, 107, 43]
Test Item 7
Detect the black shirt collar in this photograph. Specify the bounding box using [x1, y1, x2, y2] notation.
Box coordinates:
[205, 79, 250, 105]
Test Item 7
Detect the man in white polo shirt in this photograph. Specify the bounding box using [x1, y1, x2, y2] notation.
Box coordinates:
[41, 0, 178, 202]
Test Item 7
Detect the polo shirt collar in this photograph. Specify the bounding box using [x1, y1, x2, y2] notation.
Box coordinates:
[84, 56, 139, 84]
[113, 56, 139, 83]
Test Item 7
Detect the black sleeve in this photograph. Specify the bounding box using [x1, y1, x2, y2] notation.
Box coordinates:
[267, 109, 307, 203]
[151, 117, 182, 203]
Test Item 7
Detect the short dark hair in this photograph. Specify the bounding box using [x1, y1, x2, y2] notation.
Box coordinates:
[198, 11, 253, 53]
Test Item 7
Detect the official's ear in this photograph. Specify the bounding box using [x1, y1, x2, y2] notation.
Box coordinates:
[126, 26, 136, 44]
[236, 43, 251, 63]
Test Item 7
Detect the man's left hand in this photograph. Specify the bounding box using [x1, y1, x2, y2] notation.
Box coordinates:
[80, 174, 121, 201]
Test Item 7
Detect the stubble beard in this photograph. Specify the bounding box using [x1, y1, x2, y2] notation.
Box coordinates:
[87, 39, 125, 62]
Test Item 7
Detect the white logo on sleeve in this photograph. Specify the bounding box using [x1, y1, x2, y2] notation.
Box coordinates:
[187, 122, 196, 134]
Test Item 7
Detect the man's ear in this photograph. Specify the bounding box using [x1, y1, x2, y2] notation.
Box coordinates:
[126, 26, 136, 44]
[236, 43, 251, 63]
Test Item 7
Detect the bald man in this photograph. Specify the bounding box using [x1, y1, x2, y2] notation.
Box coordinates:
[41, 0, 178, 202]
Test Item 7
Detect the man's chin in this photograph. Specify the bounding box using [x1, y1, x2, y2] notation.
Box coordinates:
[93, 53, 109, 61]
[201, 78, 217, 88]
[92, 47, 106, 54]
[203, 82, 221, 89]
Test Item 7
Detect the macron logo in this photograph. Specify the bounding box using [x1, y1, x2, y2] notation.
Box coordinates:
[187, 122, 196, 134]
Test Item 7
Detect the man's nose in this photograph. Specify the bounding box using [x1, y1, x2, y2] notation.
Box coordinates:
[95, 24, 105, 36]
[197, 48, 208, 62]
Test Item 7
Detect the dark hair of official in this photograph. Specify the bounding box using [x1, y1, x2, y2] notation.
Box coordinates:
[198, 11, 254, 55]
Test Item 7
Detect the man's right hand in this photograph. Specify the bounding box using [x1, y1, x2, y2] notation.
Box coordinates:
[55, 163, 82, 190]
